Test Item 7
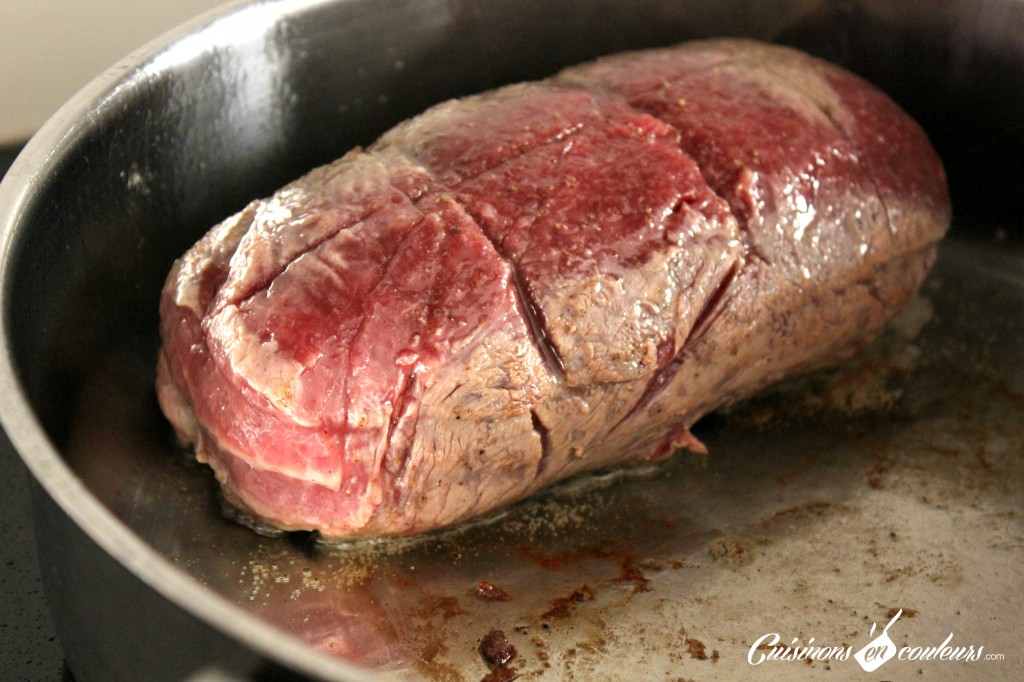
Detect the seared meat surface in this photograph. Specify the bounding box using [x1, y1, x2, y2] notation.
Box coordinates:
[157, 39, 949, 538]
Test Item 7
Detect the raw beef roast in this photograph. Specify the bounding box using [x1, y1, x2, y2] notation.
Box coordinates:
[157, 39, 950, 538]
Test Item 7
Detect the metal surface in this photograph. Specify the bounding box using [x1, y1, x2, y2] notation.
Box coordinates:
[0, 0, 1022, 680]
[0, 142, 65, 682]
[58, 239, 1024, 681]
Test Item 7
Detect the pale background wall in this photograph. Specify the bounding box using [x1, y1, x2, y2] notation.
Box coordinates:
[0, 0, 228, 144]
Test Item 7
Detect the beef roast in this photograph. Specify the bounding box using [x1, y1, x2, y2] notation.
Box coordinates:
[156, 39, 950, 538]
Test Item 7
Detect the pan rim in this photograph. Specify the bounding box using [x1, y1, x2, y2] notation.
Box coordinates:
[0, 1, 380, 680]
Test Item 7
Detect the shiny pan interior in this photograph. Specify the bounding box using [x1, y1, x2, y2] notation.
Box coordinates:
[0, 0, 1022, 680]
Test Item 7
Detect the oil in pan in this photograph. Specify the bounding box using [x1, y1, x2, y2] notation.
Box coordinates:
[63, 238, 1023, 681]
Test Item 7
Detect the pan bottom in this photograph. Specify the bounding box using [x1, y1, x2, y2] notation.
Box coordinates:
[60, 238, 1023, 680]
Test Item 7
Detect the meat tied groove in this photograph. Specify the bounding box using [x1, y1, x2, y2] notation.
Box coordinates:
[157, 39, 950, 538]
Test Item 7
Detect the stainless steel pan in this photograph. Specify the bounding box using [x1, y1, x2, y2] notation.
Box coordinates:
[1, 1, 1022, 680]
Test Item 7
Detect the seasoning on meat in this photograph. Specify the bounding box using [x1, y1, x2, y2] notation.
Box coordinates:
[156, 39, 950, 539]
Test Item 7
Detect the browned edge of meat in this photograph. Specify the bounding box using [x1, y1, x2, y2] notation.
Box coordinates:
[156, 39, 950, 539]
